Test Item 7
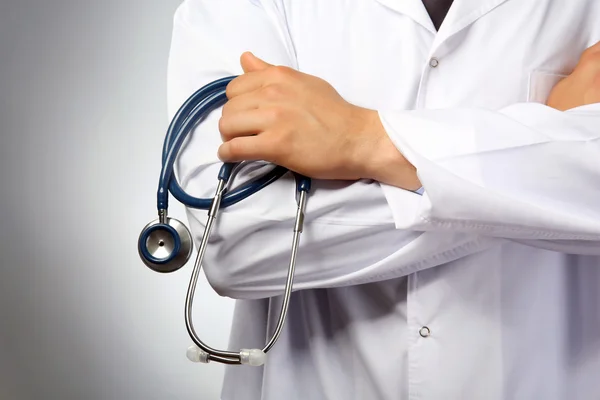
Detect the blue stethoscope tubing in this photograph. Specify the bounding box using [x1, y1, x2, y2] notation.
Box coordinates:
[160, 76, 310, 211]
[138, 75, 311, 366]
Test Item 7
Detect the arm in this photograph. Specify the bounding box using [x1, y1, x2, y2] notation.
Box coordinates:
[378, 43, 600, 254]
[218, 38, 600, 257]
[167, 0, 484, 299]
[217, 46, 600, 264]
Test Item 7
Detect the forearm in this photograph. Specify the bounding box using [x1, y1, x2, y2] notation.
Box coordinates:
[373, 102, 600, 254]
[350, 108, 422, 190]
[168, 0, 484, 299]
[175, 109, 487, 299]
[184, 167, 491, 299]
[360, 42, 600, 252]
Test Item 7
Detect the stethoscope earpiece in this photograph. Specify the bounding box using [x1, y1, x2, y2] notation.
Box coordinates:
[138, 217, 193, 273]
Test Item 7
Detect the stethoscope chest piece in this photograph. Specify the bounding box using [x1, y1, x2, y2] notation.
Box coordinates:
[138, 217, 193, 273]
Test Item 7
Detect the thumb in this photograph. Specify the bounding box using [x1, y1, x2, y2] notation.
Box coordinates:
[240, 52, 272, 73]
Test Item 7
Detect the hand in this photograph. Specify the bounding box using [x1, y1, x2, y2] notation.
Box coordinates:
[547, 41, 600, 111]
[217, 52, 420, 189]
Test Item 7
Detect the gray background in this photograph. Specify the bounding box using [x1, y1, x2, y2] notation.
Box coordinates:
[0, 1, 234, 399]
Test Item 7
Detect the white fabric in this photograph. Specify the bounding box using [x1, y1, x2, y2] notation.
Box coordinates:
[166, 0, 600, 399]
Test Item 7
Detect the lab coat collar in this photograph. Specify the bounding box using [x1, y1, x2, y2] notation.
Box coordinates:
[433, 0, 511, 49]
[374, 0, 437, 33]
[373, 0, 511, 44]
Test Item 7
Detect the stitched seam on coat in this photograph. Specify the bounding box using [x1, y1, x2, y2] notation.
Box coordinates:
[421, 216, 600, 241]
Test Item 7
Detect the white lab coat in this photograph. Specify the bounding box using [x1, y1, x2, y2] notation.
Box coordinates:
[167, 0, 600, 399]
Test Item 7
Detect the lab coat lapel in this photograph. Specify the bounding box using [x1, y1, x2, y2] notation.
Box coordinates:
[432, 0, 512, 49]
[374, 0, 437, 34]
[373, 0, 513, 44]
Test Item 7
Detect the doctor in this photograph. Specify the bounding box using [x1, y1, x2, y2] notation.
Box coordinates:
[167, 0, 600, 399]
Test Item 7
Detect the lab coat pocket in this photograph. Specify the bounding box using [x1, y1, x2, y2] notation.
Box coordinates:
[527, 70, 568, 104]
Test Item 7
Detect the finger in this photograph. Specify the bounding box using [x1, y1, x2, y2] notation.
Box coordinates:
[222, 91, 262, 115]
[223, 85, 288, 117]
[226, 70, 270, 99]
[218, 135, 271, 162]
[224, 52, 274, 99]
[240, 51, 272, 73]
[219, 109, 268, 141]
[227, 66, 296, 99]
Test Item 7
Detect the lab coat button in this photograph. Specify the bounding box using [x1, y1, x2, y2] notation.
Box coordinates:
[419, 326, 431, 337]
[429, 58, 439, 68]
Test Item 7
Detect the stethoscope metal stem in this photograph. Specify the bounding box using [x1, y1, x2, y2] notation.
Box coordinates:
[185, 179, 242, 363]
[158, 209, 167, 224]
[263, 189, 307, 353]
[184, 178, 308, 364]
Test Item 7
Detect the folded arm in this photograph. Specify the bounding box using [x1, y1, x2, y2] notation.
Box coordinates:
[167, 0, 486, 300]
[169, 1, 600, 300]
[214, 33, 600, 257]
[379, 84, 600, 254]
[379, 42, 600, 256]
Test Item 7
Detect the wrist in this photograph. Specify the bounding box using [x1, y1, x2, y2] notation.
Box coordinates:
[351, 108, 421, 190]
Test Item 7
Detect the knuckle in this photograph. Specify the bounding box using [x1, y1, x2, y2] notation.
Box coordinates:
[261, 84, 284, 99]
[268, 65, 293, 80]
[264, 106, 285, 122]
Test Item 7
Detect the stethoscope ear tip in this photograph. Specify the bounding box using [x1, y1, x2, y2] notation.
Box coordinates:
[138, 218, 193, 273]
[240, 348, 266, 366]
[186, 345, 210, 363]
[185, 345, 267, 366]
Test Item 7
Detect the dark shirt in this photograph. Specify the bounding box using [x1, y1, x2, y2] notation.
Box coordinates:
[422, 0, 454, 30]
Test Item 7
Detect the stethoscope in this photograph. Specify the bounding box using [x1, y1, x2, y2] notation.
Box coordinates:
[137, 76, 311, 367]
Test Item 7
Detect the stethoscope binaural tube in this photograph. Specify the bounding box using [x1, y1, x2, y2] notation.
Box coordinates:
[185, 173, 310, 366]
[137, 76, 311, 366]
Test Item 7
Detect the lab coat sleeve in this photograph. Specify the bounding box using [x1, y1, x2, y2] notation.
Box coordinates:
[378, 102, 600, 255]
[167, 0, 493, 300]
